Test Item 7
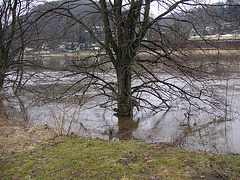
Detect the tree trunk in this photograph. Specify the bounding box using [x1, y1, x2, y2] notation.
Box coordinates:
[0, 73, 4, 91]
[116, 64, 133, 116]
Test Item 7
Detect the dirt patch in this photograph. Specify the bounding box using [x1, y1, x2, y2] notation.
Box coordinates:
[0, 121, 57, 156]
[205, 172, 229, 180]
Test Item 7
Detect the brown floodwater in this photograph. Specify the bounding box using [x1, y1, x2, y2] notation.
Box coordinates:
[3, 70, 240, 154]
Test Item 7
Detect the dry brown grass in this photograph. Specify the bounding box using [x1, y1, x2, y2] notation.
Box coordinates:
[182, 49, 240, 55]
[0, 121, 57, 156]
[137, 49, 240, 76]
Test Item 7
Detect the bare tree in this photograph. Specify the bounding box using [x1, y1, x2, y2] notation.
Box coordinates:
[0, 0, 28, 118]
[0, 0, 49, 120]
[0, 0, 29, 90]
[30, 0, 240, 119]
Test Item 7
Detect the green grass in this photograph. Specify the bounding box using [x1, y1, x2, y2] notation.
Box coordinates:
[1, 137, 239, 179]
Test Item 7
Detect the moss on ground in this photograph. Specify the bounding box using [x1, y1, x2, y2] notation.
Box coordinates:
[0, 123, 239, 179]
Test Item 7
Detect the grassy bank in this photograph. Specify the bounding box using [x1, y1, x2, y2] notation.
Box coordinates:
[0, 123, 239, 179]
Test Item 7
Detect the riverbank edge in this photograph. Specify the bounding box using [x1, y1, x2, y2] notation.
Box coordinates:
[0, 122, 239, 179]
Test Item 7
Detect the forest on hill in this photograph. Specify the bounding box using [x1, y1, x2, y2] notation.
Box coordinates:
[27, 0, 240, 51]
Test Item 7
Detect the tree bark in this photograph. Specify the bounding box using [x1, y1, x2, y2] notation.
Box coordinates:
[116, 59, 133, 116]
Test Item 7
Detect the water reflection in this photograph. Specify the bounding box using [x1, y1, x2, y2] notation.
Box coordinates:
[135, 108, 239, 154]
[181, 118, 238, 154]
[112, 116, 140, 141]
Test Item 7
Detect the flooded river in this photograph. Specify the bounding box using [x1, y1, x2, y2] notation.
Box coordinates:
[3, 70, 240, 154]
